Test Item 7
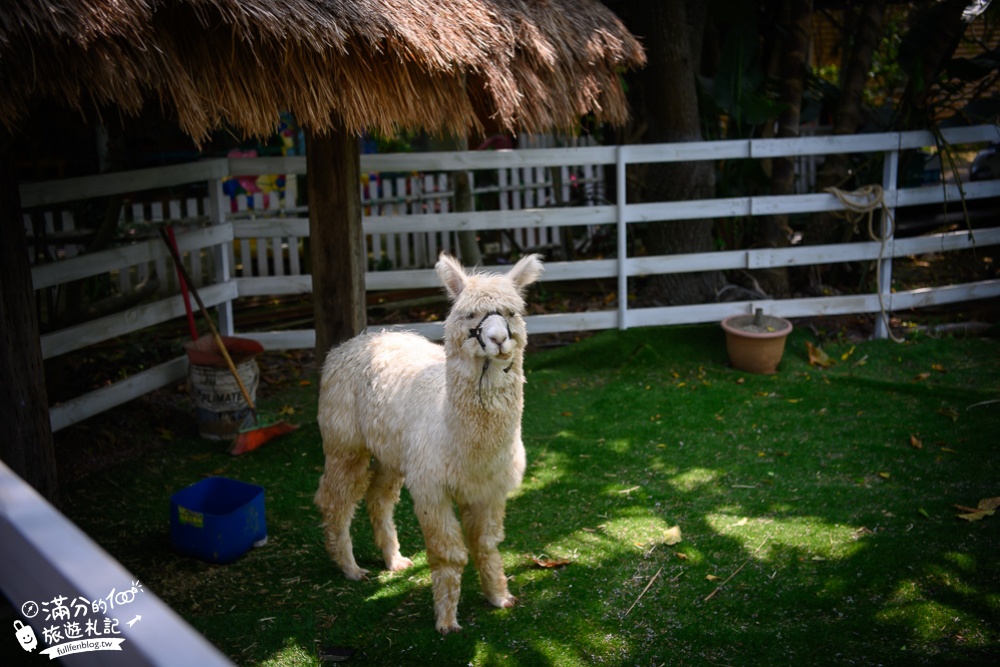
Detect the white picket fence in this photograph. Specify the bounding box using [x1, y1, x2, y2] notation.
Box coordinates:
[19, 124, 1000, 431]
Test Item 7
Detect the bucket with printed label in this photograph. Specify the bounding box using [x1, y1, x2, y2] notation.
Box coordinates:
[184, 335, 264, 440]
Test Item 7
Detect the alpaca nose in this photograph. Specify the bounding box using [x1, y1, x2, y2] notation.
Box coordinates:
[489, 331, 508, 347]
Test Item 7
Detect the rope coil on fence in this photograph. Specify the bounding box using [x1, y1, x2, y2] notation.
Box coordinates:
[825, 185, 904, 342]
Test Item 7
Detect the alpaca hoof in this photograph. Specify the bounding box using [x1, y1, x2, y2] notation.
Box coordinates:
[386, 555, 414, 572]
[437, 622, 462, 636]
[343, 567, 369, 581]
[490, 593, 517, 609]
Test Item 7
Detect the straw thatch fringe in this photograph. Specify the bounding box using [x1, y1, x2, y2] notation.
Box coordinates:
[0, 0, 644, 142]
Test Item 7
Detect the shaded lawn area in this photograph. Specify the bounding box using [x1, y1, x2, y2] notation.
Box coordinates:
[45, 324, 1000, 665]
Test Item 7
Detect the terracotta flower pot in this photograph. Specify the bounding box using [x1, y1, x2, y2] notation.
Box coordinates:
[721, 311, 793, 374]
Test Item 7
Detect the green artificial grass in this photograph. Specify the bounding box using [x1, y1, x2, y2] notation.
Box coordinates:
[42, 325, 1000, 665]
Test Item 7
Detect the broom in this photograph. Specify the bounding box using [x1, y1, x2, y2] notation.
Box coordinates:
[159, 227, 298, 455]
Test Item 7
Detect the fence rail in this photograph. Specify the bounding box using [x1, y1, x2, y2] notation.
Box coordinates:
[20, 124, 1000, 431]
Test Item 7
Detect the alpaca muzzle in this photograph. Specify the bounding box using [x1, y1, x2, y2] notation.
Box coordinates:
[468, 311, 513, 358]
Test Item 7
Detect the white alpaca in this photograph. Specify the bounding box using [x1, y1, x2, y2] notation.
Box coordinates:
[315, 253, 543, 634]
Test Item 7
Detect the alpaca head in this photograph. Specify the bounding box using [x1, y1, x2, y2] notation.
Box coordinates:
[436, 253, 544, 364]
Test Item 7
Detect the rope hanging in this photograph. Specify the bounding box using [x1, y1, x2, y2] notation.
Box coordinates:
[825, 185, 905, 343]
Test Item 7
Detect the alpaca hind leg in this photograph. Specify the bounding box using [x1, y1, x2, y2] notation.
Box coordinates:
[414, 496, 468, 634]
[315, 451, 372, 580]
[366, 461, 413, 572]
[461, 501, 516, 608]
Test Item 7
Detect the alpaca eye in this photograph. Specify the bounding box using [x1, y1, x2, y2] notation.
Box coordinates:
[464, 312, 476, 320]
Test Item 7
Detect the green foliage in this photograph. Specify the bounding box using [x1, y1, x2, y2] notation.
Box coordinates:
[38, 326, 1000, 665]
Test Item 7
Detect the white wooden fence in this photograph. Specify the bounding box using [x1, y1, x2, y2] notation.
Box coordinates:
[20, 124, 1000, 432]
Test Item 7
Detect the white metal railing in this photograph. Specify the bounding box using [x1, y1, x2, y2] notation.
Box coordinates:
[0, 460, 234, 666]
[20, 124, 1000, 431]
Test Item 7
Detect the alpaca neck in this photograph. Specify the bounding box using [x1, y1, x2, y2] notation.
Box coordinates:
[445, 351, 523, 416]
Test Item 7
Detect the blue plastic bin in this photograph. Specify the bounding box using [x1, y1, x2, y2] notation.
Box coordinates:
[170, 477, 266, 564]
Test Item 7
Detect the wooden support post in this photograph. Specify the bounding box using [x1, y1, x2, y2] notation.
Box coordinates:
[0, 142, 59, 502]
[305, 119, 366, 364]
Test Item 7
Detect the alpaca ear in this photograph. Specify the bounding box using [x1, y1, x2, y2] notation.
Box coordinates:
[507, 253, 544, 293]
[435, 253, 468, 299]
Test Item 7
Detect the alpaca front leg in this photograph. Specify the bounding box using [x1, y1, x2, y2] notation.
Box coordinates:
[415, 498, 469, 634]
[315, 451, 372, 581]
[460, 501, 516, 609]
[366, 461, 413, 572]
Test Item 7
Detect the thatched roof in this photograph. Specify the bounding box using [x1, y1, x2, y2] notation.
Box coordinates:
[0, 0, 644, 142]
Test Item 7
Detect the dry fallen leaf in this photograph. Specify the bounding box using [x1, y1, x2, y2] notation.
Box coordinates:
[915, 372, 931, 382]
[909, 434, 923, 449]
[936, 407, 959, 422]
[878, 471, 891, 479]
[531, 556, 572, 569]
[806, 341, 835, 368]
[978, 497, 1000, 511]
[954, 497, 1000, 521]
[663, 526, 683, 546]
[705, 574, 721, 581]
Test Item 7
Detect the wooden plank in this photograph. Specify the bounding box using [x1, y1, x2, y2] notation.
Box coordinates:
[524, 310, 619, 335]
[19, 159, 228, 207]
[31, 224, 233, 290]
[629, 293, 883, 328]
[363, 205, 617, 234]
[895, 179, 1000, 208]
[894, 227, 1000, 255]
[928, 125, 1000, 148]
[40, 282, 237, 359]
[751, 132, 902, 157]
[233, 330, 315, 351]
[360, 145, 617, 172]
[236, 275, 313, 297]
[50, 356, 188, 432]
[628, 251, 747, 275]
[625, 140, 751, 163]
[750, 192, 848, 216]
[890, 279, 1000, 310]
[746, 242, 883, 269]
[625, 198, 752, 223]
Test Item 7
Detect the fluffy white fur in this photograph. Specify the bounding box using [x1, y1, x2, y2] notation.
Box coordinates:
[315, 253, 544, 634]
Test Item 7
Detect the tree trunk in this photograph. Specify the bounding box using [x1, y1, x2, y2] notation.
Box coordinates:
[759, 0, 813, 298]
[629, 0, 723, 305]
[0, 140, 59, 503]
[305, 119, 366, 365]
[810, 0, 886, 249]
[896, 0, 971, 130]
